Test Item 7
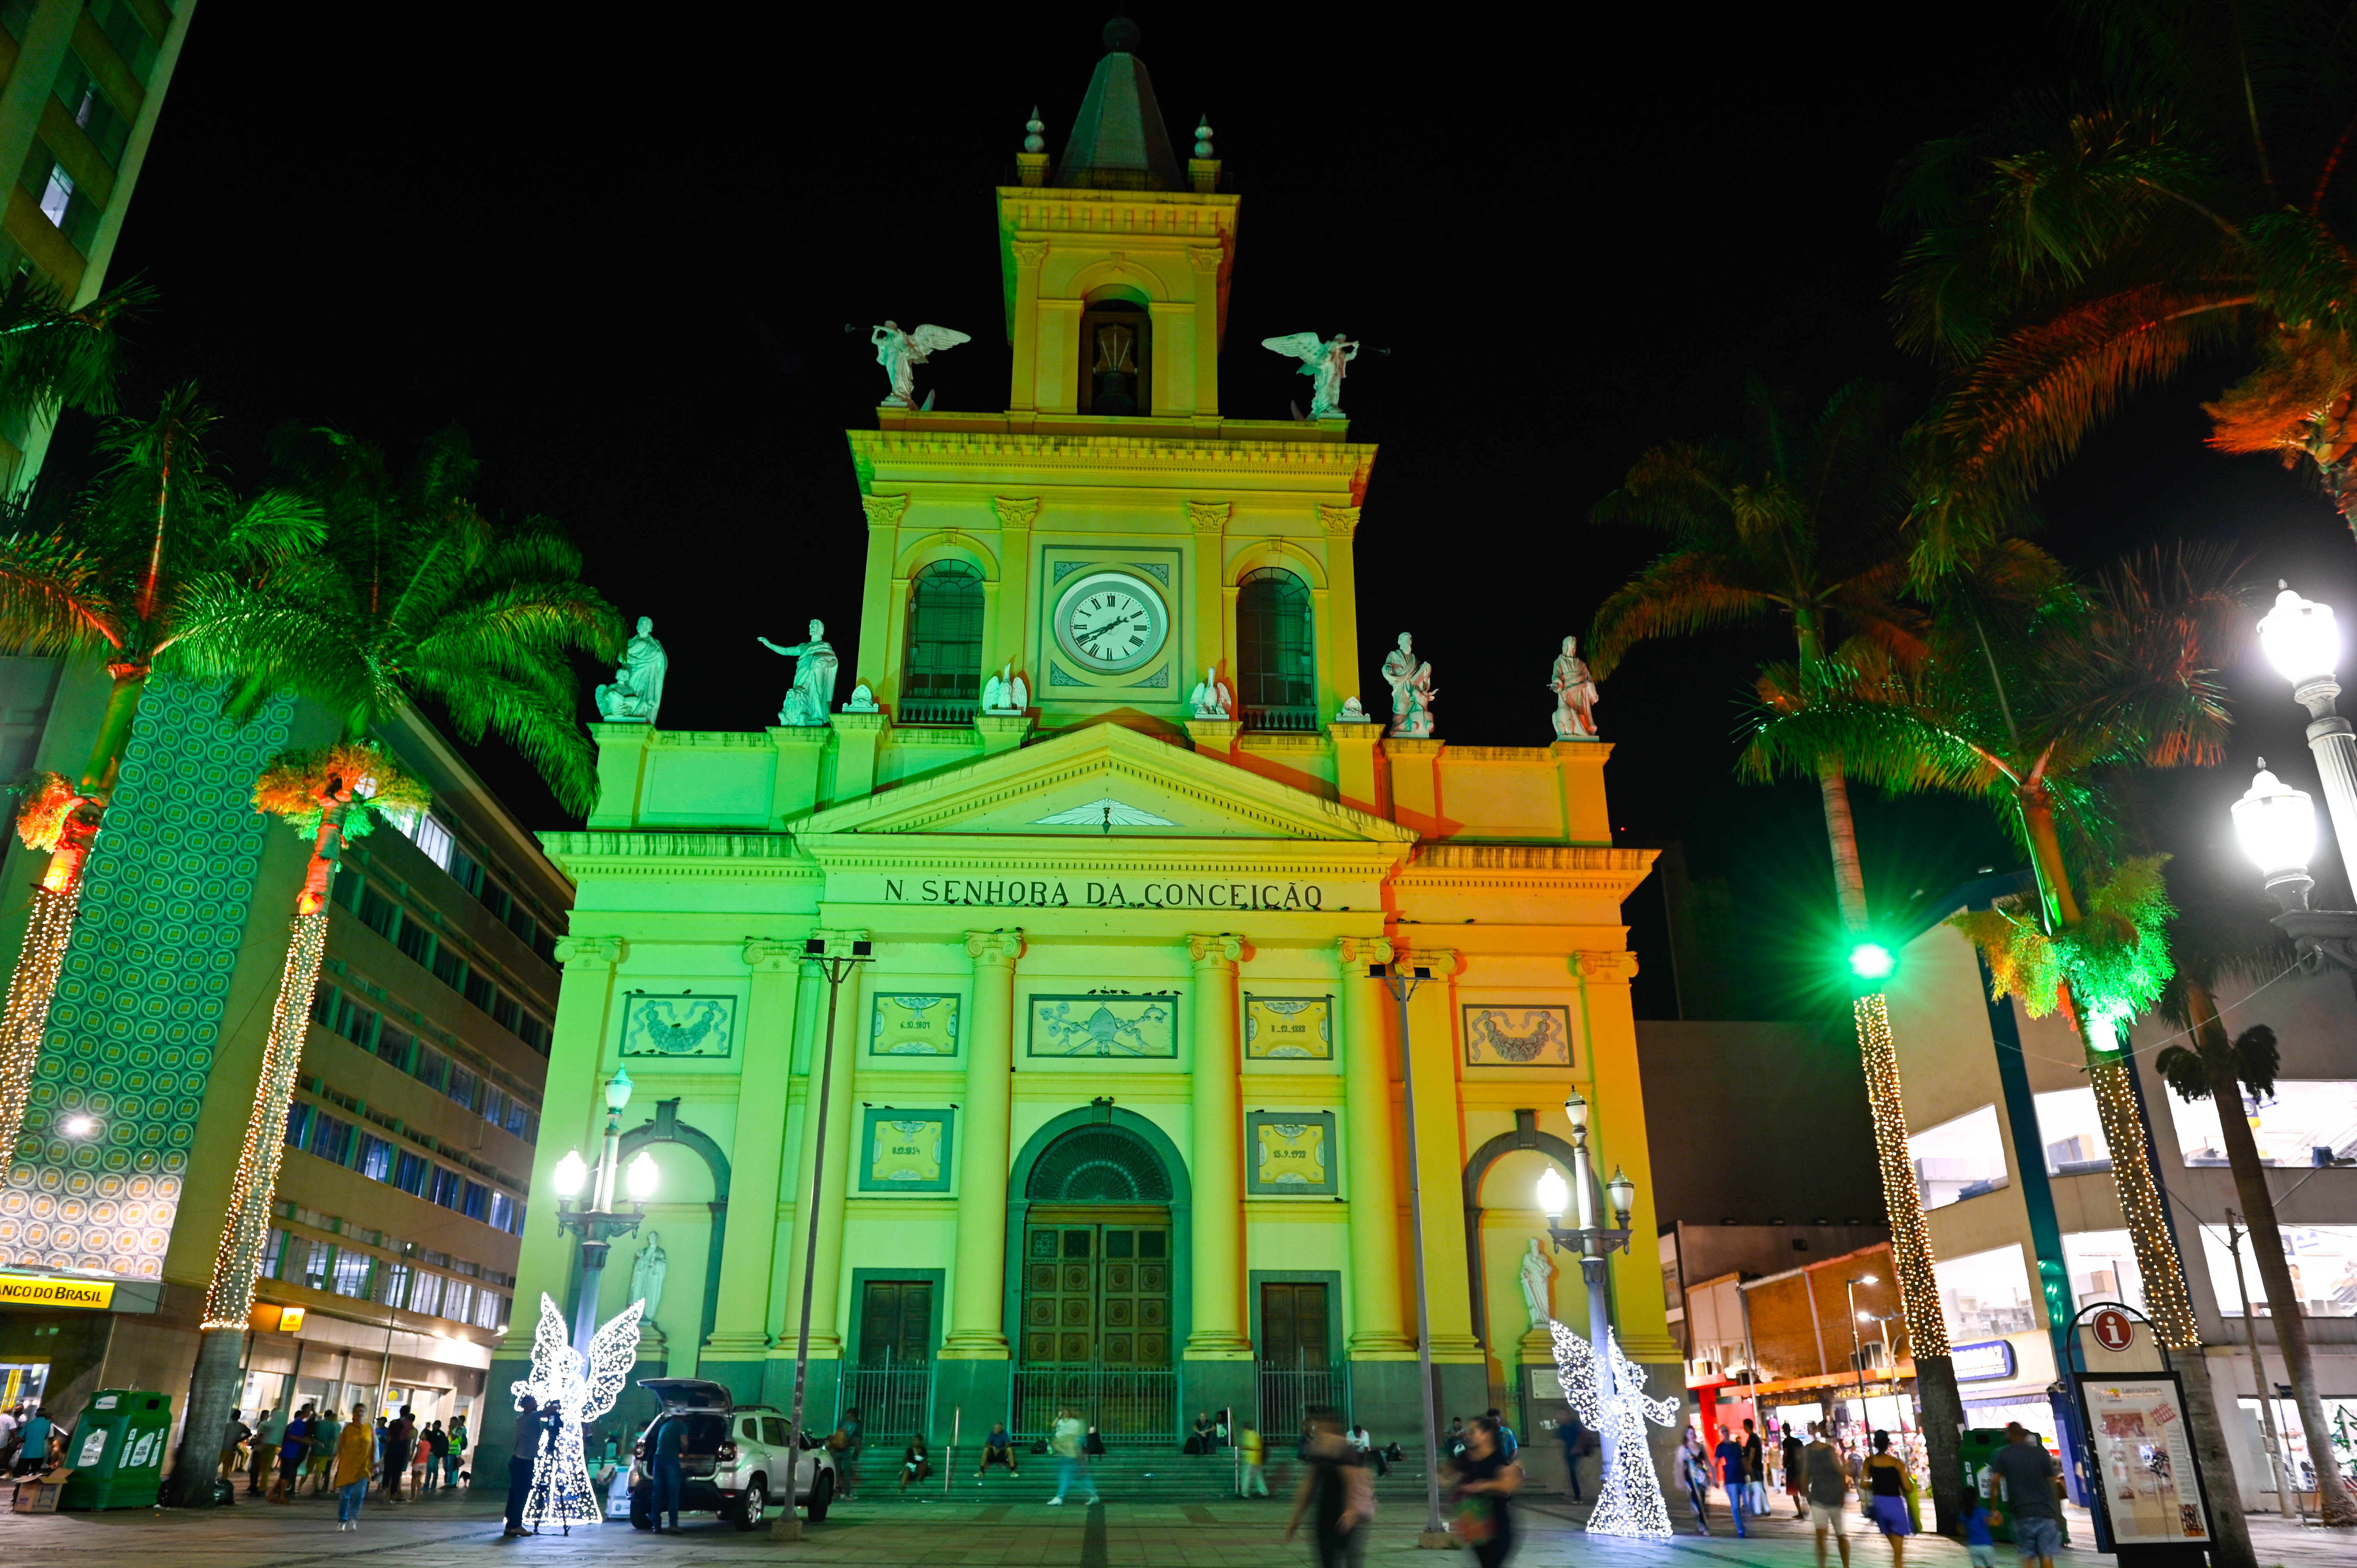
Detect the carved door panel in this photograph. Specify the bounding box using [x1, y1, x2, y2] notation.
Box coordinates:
[1020, 1218, 1171, 1365]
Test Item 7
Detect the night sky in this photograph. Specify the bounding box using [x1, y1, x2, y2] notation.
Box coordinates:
[79, 3, 2357, 1020]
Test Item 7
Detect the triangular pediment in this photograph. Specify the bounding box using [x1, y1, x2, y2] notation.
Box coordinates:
[796, 723, 1414, 843]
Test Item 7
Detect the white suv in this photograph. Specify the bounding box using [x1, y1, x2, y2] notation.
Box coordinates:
[627, 1378, 836, 1530]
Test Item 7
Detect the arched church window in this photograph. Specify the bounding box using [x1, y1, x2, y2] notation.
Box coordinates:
[1236, 567, 1314, 730]
[902, 560, 983, 723]
[1078, 300, 1151, 417]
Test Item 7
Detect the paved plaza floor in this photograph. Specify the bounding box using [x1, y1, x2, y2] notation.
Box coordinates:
[0, 1487, 2346, 1567]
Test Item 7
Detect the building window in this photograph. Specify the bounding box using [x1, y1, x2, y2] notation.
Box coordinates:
[394, 810, 455, 872]
[90, 0, 161, 83]
[17, 141, 98, 252]
[395, 916, 434, 969]
[903, 561, 984, 715]
[1934, 1243, 2039, 1338]
[2200, 1223, 2357, 1316]
[376, 1024, 414, 1072]
[53, 55, 131, 166]
[375, 1261, 411, 1310]
[261, 1229, 287, 1279]
[284, 1102, 313, 1150]
[408, 1271, 444, 1317]
[1236, 567, 1314, 725]
[446, 1064, 478, 1112]
[411, 1047, 448, 1094]
[2063, 1229, 2146, 1315]
[443, 1280, 474, 1323]
[1078, 300, 1150, 415]
[2174, 1080, 2357, 1168]
[394, 1150, 430, 1197]
[1907, 1104, 2010, 1209]
[309, 1114, 355, 1167]
[330, 1250, 373, 1299]
[299, 1239, 331, 1291]
[429, 1167, 463, 1209]
[488, 1191, 516, 1233]
[476, 1291, 505, 1330]
[461, 1181, 489, 1222]
[358, 1135, 394, 1183]
[2034, 1088, 2112, 1175]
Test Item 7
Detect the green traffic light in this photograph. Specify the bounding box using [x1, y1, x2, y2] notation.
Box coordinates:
[1848, 942, 1895, 981]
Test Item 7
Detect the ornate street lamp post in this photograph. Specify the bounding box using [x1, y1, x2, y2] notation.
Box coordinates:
[549, 1067, 659, 1358]
[2232, 761, 2357, 965]
[2256, 583, 2357, 901]
[1366, 959, 1451, 1548]
[1542, 1091, 1636, 1498]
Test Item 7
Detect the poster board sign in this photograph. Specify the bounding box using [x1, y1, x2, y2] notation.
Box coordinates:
[2073, 1370, 2211, 1547]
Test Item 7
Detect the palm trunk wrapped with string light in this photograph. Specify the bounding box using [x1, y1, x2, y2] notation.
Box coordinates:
[0, 776, 102, 1165]
[166, 741, 429, 1505]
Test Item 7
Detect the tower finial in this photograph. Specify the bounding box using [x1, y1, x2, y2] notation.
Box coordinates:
[1024, 105, 1045, 155]
[1104, 14, 1141, 53]
[1194, 113, 1214, 159]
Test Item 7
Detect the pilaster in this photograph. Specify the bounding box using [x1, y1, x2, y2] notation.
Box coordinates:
[827, 712, 888, 806]
[1009, 241, 1048, 418]
[993, 496, 1039, 677]
[1187, 244, 1224, 418]
[1574, 948, 1677, 1363]
[1184, 717, 1240, 763]
[1399, 946, 1482, 1362]
[1336, 936, 1412, 1358]
[975, 713, 1032, 757]
[1384, 739, 1445, 839]
[779, 929, 867, 1361]
[1317, 505, 1362, 724]
[1188, 500, 1228, 691]
[1183, 933, 1249, 1361]
[702, 940, 805, 1376]
[1329, 723, 1383, 818]
[944, 929, 1023, 1359]
[769, 726, 833, 826]
[586, 723, 651, 828]
[1553, 739, 1615, 843]
[853, 494, 908, 703]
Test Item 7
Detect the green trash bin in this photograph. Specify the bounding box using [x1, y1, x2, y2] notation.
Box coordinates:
[1959, 1427, 2069, 1547]
[58, 1390, 172, 1511]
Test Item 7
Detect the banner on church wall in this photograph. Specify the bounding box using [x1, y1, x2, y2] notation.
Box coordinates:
[1247, 1112, 1337, 1195]
[620, 994, 737, 1058]
[1244, 996, 1332, 1059]
[1027, 995, 1179, 1058]
[871, 992, 960, 1056]
[859, 1109, 954, 1192]
[1461, 1005, 1574, 1067]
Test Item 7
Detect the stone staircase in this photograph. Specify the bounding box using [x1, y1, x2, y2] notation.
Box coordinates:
[850, 1447, 1530, 1508]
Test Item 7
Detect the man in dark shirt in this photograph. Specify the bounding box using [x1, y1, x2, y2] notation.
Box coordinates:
[1988, 1424, 2062, 1568]
[502, 1397, 542, 1537]
[1782, 1423, 1809, 1517]
[1741, 1418, 1765, 1513]
[1713, 1425, 1749, 1538]
[1806, 1430, 1853, 1568]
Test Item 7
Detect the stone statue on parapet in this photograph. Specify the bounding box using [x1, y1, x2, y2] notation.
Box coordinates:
[1188, 666, 1233, 720]
[872, 320, 971, 408]
[758, 620, 840, 726]
[1335, 695, 1372, 724]
[1550, 635, 1600, 740]
[1261, 331, 1360, 420]
[1382, 632, 1436, 738]
[594, 615, 668, 724]
[982, 663, 1029, 715]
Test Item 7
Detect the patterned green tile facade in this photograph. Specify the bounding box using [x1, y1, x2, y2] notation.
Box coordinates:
[0, 675, 292, 1277]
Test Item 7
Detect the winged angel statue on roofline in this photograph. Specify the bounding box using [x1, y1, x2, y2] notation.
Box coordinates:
[1262, 331, 1360, 419]
[872, 320, 971, 408]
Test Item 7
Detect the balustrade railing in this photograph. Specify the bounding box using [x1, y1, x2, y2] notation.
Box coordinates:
[1012, 1363, 1178, 1447]
[1242, 704, 1320, 733]
[899, 699, 979, 726]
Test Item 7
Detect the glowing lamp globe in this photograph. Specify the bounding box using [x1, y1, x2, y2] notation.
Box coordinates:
[551, 1149, 588, 1198]
[1562, 1089, 1590, 1134]
[1606, 1165, 1636, 1221]
[603, 1065, 635, 1114]
[2257, 583, 2339, 689]
[625, 1148, 660, 1201]
[1536, 1166, 1569, 1221]
[1848, 942, 1895, 982]
[2233, 762, 2316, 888]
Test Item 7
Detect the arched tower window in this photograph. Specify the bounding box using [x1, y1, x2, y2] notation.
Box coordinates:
[1236, 567, 1314, 729]
[902, 560, 984, 722]
[1079, 298, 1151, 417]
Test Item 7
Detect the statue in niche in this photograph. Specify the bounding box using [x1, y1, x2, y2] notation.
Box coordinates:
[871, 320, 971, 408]
[1549, 635, 1601, 740]
[1188, 666, 1233, 720]
[759, 621, 840, 726]
[981, 663, 1029, 715]
[1261, 331, 1361, 420]
[1382, 633, 1437, 738]
[1518, 1236, 1554, 1332]
[629, 1230, 668, 1323]
[594, 616, 668, 724]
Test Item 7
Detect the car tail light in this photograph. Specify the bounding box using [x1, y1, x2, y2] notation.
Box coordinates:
[718, 1441, 737, 1464]
[633, 1441, 647, 1460]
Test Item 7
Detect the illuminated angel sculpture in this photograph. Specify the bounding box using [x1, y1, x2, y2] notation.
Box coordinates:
[512, 1293, 646, 1531]
[1551, 1318, 1677, 1537]
[1261, 330, 1360, 419]
[872, 320, 971, 408]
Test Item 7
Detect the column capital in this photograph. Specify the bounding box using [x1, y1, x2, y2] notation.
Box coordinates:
[1398, 946, 1458, 977]
[1186, 499, 1231, 533]
[1317, 503, 1362, 536]
[860, 493, 911, 531]
[808, 927, 871, 958]
[1574, 949, 1639, 982]
[552, 935, 627, 971]
[1186, 244, 1224, 273]
[1187, 932, 1243, 968]
[1011, 239, 1050, 267]
[965, 929, 1025, 965]
[741, 938, 802, 973]
[1336, 935, 1394, 970]
[992, 495, 1041, 530]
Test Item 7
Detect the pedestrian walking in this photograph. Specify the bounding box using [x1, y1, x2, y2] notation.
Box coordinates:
[219, 1410, 250, 1479]
[837, 1405, 864, 1502]
[247, 1406, 281, 1493]
[1742, 1418, 1767, 1513]
[271, 1405, 312, 1503]
[308, 1407, 341, 1494]
[650, 1409, 686, 1531]
[1806, 1425, 1854, 1568]
[424, 1420, 450, 1494]
[382, 1405, 415, 1500]
[1862, 1430, 1917, 1562]
[1045, 1406, 1098, 1506]
[410, 1422, 433, 1495]
[1962, 1487, 2000, 1568]
[446, 1413, 468, 1490]
[1676, 1430, 1713, 1534]
[899, 1435, 933, 1493]
[976, 1420, 1019, 1479]
[1239, 1421, 1269, 1497]
[1443, 1413, 1518, 1568]
[1555, 1413, 1585, 1501]
[1286, 1408, 1372, 1568]
[1783, 1422, 1809, 1518]
[1714, 1423, 1748, 1538]
[333, 1406, 374, 1531]
[14, 1408, 53, 1477]
[1984, 1424, 2062, 1568]
[1485, 1406, 1519, 1461]
[502, 1397, 544, 1538]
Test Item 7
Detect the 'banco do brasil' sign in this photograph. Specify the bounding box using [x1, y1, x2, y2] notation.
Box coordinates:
[872, 876, 1348, 911]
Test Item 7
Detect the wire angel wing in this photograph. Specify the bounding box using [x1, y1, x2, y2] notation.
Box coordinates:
[1261, 331, 1326, 366]
[909, 324, 970, 355]
[513, 1292, 570, 1404]
[578, 1298, 647, 1421]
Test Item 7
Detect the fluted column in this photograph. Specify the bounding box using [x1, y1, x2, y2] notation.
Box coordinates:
[779, 928, 865, 1359]
[943, 929, 1023, 1357]
[1185, 932, 1250, 1357]
[703, 940, 804, 1369]
[1338, 936, 1412, 1355]
[1400, 947, 1482, 1359]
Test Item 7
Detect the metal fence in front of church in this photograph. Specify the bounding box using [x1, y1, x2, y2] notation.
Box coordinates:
[1012, 1363, 1180, 1447]
[837, 1354, 934, 1445]
[1254, 1356, 1350, 1440]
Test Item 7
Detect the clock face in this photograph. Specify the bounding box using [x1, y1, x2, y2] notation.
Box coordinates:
[1054, 570, 1169, 674]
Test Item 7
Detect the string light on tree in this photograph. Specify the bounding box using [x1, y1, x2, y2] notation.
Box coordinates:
[512, 1293, 645, 1531]
[0, 775, 101, 1166]
[2088, 1058, 2202, 1349]
[1854, 993, 1949, 1357]
[1549, 1319, 1675, 1537]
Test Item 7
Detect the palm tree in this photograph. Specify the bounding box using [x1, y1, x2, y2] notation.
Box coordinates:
[0, 389, 322, 1170]
[1886, 1, 2357, 565]
[0, 272, 146, 464]
[1744, 547, 2265, 1554]
[166, 742, 428, 1506]
[2154, 865, 2355, 1523]
[1586, 378, 1972, 1532]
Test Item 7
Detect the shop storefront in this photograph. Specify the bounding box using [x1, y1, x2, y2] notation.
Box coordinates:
[0, 1266, 163, 1417]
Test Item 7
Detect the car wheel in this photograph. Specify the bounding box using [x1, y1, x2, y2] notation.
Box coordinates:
[629, 1494, 653, 1532]
[732, 1478, 766, 1531]
[804, 1469, 833, 1524]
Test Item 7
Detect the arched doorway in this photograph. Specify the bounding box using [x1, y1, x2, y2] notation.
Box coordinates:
[1007, 1115, 1184, 1442]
